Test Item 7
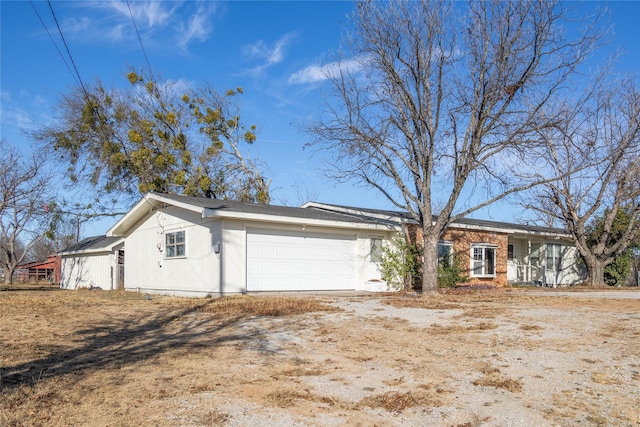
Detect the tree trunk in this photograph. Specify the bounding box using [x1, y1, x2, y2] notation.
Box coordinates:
[3, 268, 13, 286]
[583, 254, 607, 286]
[422, 233, 439, 293]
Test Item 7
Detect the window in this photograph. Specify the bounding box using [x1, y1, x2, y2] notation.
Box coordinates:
[470, 244, 497, 277]
[370, 237, 383, 263]
[507, 244, 514, 261]
[546, 243, 562, 272]
[165, 230, 185, 258]
[437, 241, 453, 267]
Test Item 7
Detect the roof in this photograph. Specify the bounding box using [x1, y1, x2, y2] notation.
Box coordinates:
[303, 202, 571, 238]
[107, 193, 399, 236]
[59, 235, 124, 255]
[18, 256, 59, 270]
[105, 193, 570, 239]
[158, 193, 394, 224]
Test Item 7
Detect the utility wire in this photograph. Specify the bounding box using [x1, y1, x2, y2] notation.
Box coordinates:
[46, 0, 89, 97]
[126, 0, 153, 77]
[29, 1, 80, 88]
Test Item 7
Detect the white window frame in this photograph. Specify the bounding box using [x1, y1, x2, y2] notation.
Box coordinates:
[165, 230, 186, 258]
[546, 243, 562, 272]
[470, 243, 497, 277]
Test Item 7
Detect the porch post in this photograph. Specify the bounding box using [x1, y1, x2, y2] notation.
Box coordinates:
[527, 239, 531, 283]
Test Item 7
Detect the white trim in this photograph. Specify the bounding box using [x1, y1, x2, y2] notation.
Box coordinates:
[203, 208, 397, 231]
[470, 244, 497, 278]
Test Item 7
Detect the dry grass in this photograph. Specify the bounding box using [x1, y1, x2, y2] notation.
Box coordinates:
[590, 372, 623, 385]
[1, 282, 639, 426]
[357, 390, 442, 412]
[472, 373, 523, 393]
[265, 388, 339, 408]
[199, 295, 341, 317]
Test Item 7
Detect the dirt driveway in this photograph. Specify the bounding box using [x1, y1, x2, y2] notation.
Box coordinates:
[1, 285, 639, 426]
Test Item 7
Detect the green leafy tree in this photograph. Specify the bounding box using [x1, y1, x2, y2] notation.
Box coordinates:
[34, 68, 270, 204]
[585, 206, 640, 286]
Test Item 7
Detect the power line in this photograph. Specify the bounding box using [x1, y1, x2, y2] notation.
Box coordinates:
[29, 1, 80, 88]
[46, 0, 89, 97]
[126, 0, 154, 76]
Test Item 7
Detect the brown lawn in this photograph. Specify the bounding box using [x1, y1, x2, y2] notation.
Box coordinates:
[1, 283, 639, 426]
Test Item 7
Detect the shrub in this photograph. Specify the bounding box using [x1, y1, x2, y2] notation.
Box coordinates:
[380, 236, 422, 290]
[437, 255, 469, 288]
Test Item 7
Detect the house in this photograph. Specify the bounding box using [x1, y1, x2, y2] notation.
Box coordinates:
[305, 203, 586, 287]
[100, 193, 399, 296]
[59, 193, 585, 296]
[59, 235, 125, 290]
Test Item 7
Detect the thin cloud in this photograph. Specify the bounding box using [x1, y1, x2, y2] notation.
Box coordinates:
[177, 4, 216, 51]
[59, 1, 216, 51]
[243, 32, 298, 74]
[288, 57, 365, 85]
[106, 1, 175, 28]
[0, 91, 45, 134]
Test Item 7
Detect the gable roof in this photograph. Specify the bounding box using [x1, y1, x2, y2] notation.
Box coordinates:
[107, 193, 399, 236]
[59, 235, 124, 256]
[303, 202, 571, 238]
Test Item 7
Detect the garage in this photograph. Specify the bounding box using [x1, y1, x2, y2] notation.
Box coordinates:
[246, 228, 356, 291]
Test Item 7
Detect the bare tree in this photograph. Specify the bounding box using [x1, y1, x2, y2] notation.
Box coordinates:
[307, 0, 607, 292]
[524, 81, 640, 286]
[0, 140, 52, 285]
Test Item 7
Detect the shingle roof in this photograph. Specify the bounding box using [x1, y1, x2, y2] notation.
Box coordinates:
[152, 193, 392, 225]
[59, 235, 123, 254]
[307, 203, 570, 236]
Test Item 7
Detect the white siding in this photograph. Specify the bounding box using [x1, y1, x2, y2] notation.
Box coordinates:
[111, 203, 395, 296]
[61, 252, 114, 290]
[549, 242, 584, 286]
[123, 206, 222, 296]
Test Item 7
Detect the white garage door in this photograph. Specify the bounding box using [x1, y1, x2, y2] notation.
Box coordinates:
[246, 228, 356, 291]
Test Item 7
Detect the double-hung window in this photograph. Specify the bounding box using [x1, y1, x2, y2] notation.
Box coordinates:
[470, 244, 497, 277]
[546, 243, 562, 272]
[165, 230, 185, 258]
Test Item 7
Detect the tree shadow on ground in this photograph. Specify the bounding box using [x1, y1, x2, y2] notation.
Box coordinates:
[0, 282, 60, 292]
[0, 299, 259, 391]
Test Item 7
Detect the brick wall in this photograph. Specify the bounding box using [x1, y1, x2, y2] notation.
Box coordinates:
[408, 224, 509, 287]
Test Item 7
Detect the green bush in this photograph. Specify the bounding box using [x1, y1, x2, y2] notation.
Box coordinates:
[379, 236, 422, 290]
[604, 250, 632, 286]
[437, 255, 469, 288]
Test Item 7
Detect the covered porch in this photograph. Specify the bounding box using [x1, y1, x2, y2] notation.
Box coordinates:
[507, 235, 584, 287]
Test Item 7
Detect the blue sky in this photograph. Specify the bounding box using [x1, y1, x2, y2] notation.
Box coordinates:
[1, 1, 639, 236]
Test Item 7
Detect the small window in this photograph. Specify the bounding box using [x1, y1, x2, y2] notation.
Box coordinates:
[370, 237, 383, 263]
[165, 230, 185, 258]
[437, 241, 453, 267]
[470, 244, 497, 277]
[507, 244, 514, 261]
